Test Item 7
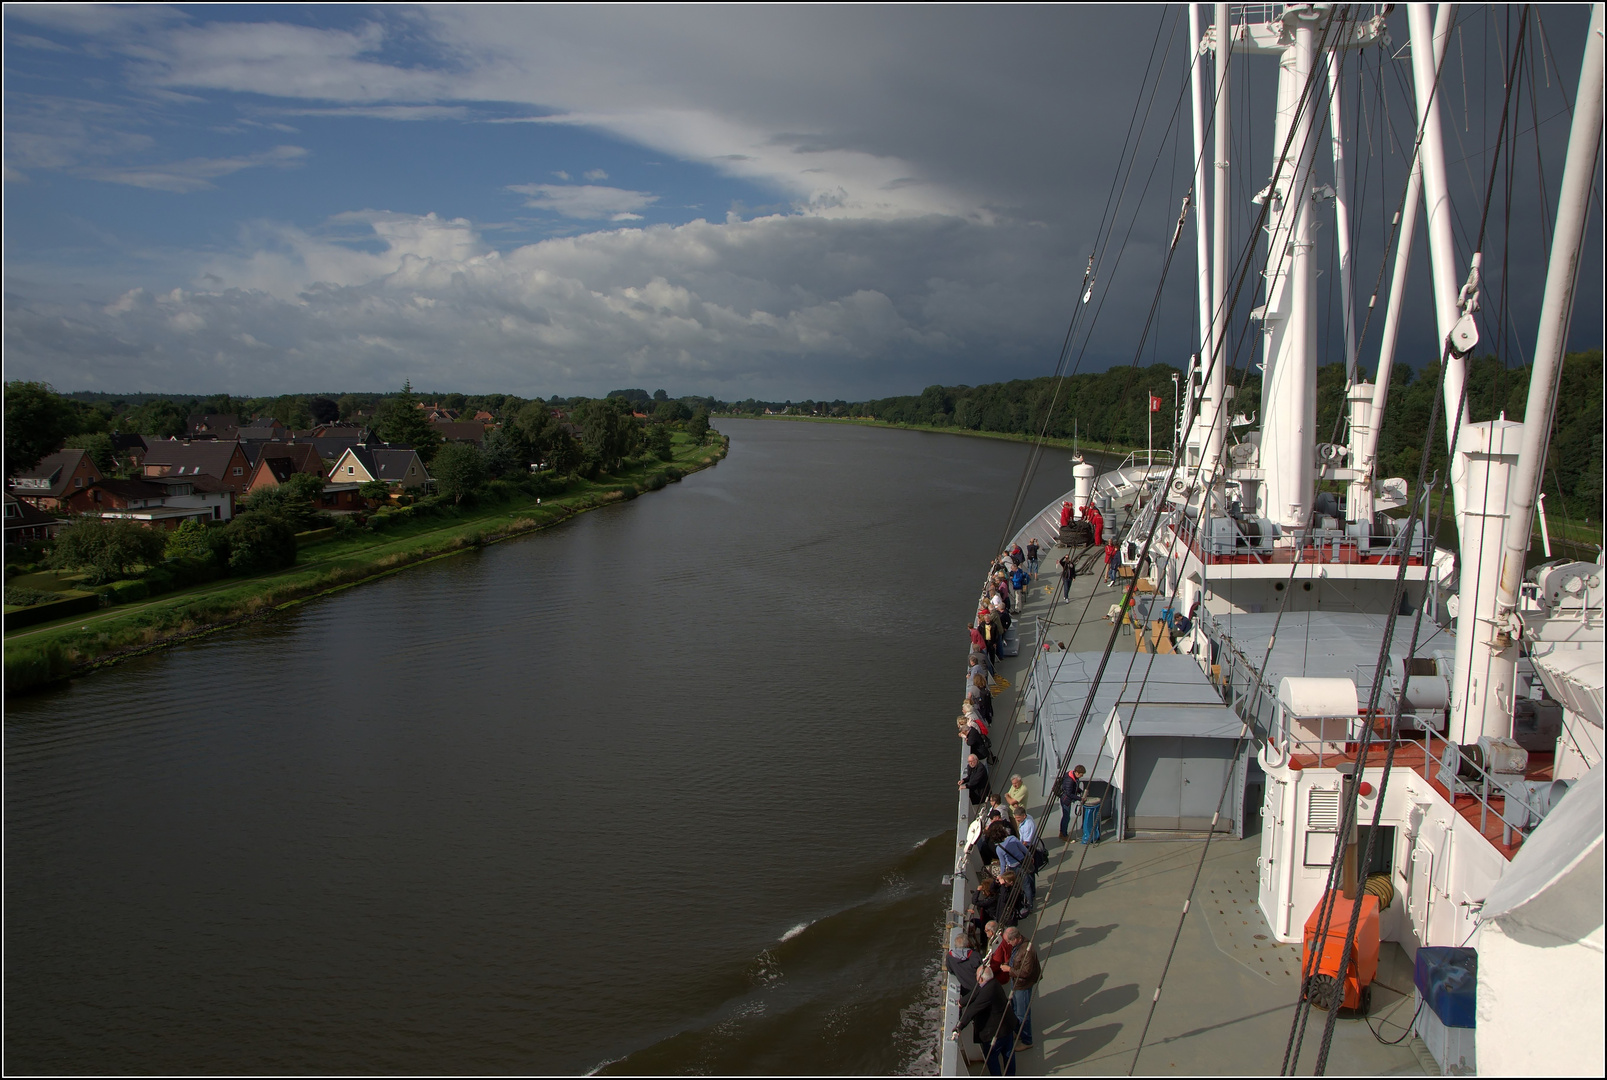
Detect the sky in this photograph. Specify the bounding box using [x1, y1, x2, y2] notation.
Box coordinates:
[3, 4, 1600, 399]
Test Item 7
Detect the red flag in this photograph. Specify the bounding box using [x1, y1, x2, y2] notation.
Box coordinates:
[1149, 394, 1162, 413]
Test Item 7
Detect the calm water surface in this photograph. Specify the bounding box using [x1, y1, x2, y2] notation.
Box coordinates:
[5, 419, 1080, 1074]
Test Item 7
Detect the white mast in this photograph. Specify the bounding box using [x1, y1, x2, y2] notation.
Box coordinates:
[1257, 5, 1324, 534]
[1492, 3, 1606, 676]
[1407, 4, 1471, 518]
[1189, 3, 1213, 472]
[1326, 50, 1358, 384]
[1351, 4, 1454, 528]
[1203, 2, 1232, 488]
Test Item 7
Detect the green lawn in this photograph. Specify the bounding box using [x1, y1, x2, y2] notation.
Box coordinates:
[5, 435, 727, 693]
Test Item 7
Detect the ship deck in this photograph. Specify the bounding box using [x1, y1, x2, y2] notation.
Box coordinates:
[949, 515, 1433, 1076]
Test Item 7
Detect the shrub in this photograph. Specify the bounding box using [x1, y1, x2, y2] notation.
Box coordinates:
[242, 472, 325, 531]
[4, 585, 55, 607]
[48, 517, 167, 584]
[359, 480, 391, 503]
[163, 519, 229, 565]
[108, 579, 150, 603]
[223, 514, 297, 575]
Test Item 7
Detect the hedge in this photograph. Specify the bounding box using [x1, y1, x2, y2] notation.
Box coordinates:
[3, 591, 100, 630]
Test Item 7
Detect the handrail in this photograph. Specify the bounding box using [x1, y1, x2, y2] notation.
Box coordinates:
[1196, 608, 1549, 847]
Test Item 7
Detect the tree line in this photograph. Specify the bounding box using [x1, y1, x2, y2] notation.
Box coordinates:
[730, 351, 1599, 519]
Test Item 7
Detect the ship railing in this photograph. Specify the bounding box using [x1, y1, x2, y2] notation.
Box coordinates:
[1202, 611, 1551, 847]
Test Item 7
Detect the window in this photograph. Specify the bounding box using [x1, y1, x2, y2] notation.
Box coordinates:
[347, 465, 355, 475]
[233, 466, 243, 476]
[75, 477, 84, 487]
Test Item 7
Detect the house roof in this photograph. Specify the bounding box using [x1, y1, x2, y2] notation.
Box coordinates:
[110, 433, 149, 453]
[187, 413, 240, 433]
[247, 442, 323, 473]
[141, 440, 246, 480]
[431, 420, 487, 444]
[258, 458, 297, 485]
[339, 445, 426, 482]
[4, 492, 61, 530]
[238, 426, 288, 442]
[82, 477, 170, 501]
[8, 448, 96, 497]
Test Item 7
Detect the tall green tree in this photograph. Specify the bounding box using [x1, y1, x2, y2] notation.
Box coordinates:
[431, 442, 488, 504]
[687, 408, 711, 445]
[223, 514, 298, 574]
[124, 398, 189, 439]
[376, 381, 443, 464]
[5, 381, 80, 477]
[48, 518, 167, 583]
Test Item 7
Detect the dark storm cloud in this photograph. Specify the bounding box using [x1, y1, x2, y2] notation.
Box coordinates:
[2, 5, 1597, 396]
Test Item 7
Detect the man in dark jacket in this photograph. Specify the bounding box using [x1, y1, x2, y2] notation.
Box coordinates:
[959, 754, 989, 805]
[953, 963, 1019, 1076]
[1002, 927, 1041, 1049]
[1057, 764, 1086, 840]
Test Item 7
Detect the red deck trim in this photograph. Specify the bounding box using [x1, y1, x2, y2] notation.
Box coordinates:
[1287, 745, 1555, 861]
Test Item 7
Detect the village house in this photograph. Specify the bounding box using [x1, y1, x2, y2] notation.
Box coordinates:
[141, 440, 253, 498]
[187, 413, 240, 439]
[430, 420, 487, 446]
[417, 402, 458, 423]
[111, 433, 149, 470]
[64, 476, 233, 528]
[471, 410, 496, 424]
[326, 446, 430, 490]
[4, 493, 64, 542]
[7, 448, 104, 510]
[243, 444, 326, 493]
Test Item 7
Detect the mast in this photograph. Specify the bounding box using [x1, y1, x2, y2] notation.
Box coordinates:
[1351, 4, 1454, 527]
[1204, 2, 1232, 486]
[1257, 4, 1323, 534]
[1406, 4, 1471, 520]
[1189, 3, 1213, 472]
[1493, 4, 1606, 654]
[1326, 50, 1357, 384]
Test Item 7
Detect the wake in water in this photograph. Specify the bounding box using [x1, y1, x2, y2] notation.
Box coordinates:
[599, 831, 955, 1075]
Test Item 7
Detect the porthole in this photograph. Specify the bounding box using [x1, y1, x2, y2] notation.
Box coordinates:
[1303, 582, 1313, 592]
[1274, 582, 1285, 591]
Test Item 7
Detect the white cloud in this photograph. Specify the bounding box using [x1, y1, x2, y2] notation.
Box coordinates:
[79, 144, 308, 192]
[507, 183, 659, 221]
[4, 209, 1086, 397]
[582, 168, 608, 181]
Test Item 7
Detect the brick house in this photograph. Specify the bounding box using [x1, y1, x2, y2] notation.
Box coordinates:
[327, 446, 430, 490]
[7, 448, 104, 510]
[244, 444, 327, 494]
[63, 476, 232, 528]
[141, 440, 253, 498]
[4, 493, 64, 541]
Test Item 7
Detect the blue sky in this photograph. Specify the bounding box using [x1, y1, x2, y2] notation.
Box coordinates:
[3, 4, 1599, 399]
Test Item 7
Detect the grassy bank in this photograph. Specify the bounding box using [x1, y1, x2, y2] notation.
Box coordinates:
[4, 434, 728, 695]
[722, 412, 1152, 460]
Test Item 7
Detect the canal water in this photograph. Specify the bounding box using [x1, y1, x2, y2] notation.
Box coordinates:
[4, 419, 1086, 1075]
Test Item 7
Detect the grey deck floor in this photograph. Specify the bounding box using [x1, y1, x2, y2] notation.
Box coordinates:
[970, 535, 1430, 1076]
